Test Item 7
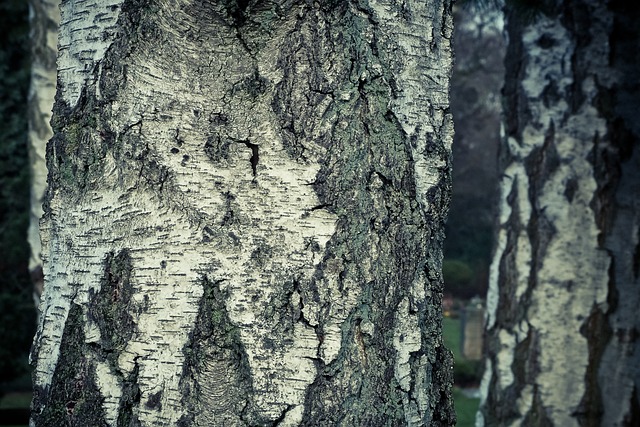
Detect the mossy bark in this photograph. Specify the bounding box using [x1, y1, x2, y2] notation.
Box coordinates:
[32, 0, 455, 425]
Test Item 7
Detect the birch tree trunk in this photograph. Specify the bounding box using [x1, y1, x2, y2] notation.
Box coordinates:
[28, 0, 60, 303]
[479, 1, 640, 426]
[31, 0, 455, 425]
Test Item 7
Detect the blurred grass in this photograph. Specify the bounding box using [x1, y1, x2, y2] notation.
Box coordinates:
[0, 392, 31, 409]
[453, 387, 481, 427]
[443, 315, 481, 426]
[443, 316, 462, 359]
[0, 391, 30, 427]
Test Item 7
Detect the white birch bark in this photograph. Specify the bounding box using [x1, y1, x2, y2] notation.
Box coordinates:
[479, 1, 640, 426]
[28, 0, 60, 301]
[31, 0, 456, 425]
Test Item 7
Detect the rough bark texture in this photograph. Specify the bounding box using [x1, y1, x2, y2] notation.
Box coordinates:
[31, 0, 455, 426]
[28, 0, 60, 301]
[479, 1, 640, 426]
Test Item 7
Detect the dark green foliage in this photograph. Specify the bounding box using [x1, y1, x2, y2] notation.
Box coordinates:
[442, 259, 475, 298]
[0, 0, 36, 384]
[443, 198, 493, 298]
[445, 4, 503, 299]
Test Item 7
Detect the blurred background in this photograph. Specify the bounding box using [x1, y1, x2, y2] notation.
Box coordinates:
[0, 1, 38, 426]
[442, 4, 504, 425]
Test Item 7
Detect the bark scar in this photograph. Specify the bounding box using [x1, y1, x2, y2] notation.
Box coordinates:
[243, 140, 259, 177]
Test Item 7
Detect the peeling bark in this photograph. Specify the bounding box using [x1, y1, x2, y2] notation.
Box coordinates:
[479, 2, 640, 426]
[31, 0, 455, 425]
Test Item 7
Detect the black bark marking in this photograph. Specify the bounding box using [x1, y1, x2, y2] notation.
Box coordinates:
[574, 305, 611, 425]
[117, 359, 141, 427]
[564, 177, 578, 202]
[145, 390, 163, 410]
[88, 249, 136, 361]
[626, 385, 640, 426]
[536, 33, 556, 49]
[243, 140, 259, 177]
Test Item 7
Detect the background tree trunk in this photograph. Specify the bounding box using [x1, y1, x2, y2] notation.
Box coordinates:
[28, 0, 60, 305]
[31, 1, 456, 425]
[479, 1, 640, 426]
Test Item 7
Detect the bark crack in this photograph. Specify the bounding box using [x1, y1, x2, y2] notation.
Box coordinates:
[243, 140, 259, 178]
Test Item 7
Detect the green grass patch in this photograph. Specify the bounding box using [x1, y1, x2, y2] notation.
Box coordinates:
[443, 316, 462, 359]
[444, 316, 481, 424]
[453, 387, 480, 427]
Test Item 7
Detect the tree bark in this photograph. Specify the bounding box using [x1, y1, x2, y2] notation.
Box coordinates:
[28, 0, 60, 303]
[479, 1, 640, 426]
[31, 1, 456, 425]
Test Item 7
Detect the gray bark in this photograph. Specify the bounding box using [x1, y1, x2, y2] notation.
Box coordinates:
[31, 0, 456, 426]
[479, 2, 640, 426]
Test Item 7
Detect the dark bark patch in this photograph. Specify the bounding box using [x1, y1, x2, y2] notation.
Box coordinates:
[541, 79, 561, 108]
[574, 304, 611, 426]
[564, 177, 579, 202]
[204, 135, 233, 163]
[47, 87, 113, 199]
[223, 0, 250, 27]
[145, 390, 163, 410]
[524, 123, 559, 286]
[179, 277, 252, 423]
[117, 361, 141, 427]
[495, 179, 523, 328]
[249, 242, 272, 267]
[536, 33, 556, 49]
[31, 304, 108, 427]
[88, 249, 136, 363]
[625, 385, 640, 426]
[522, 386, 553, 427]
[502, 8, 528, 143]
